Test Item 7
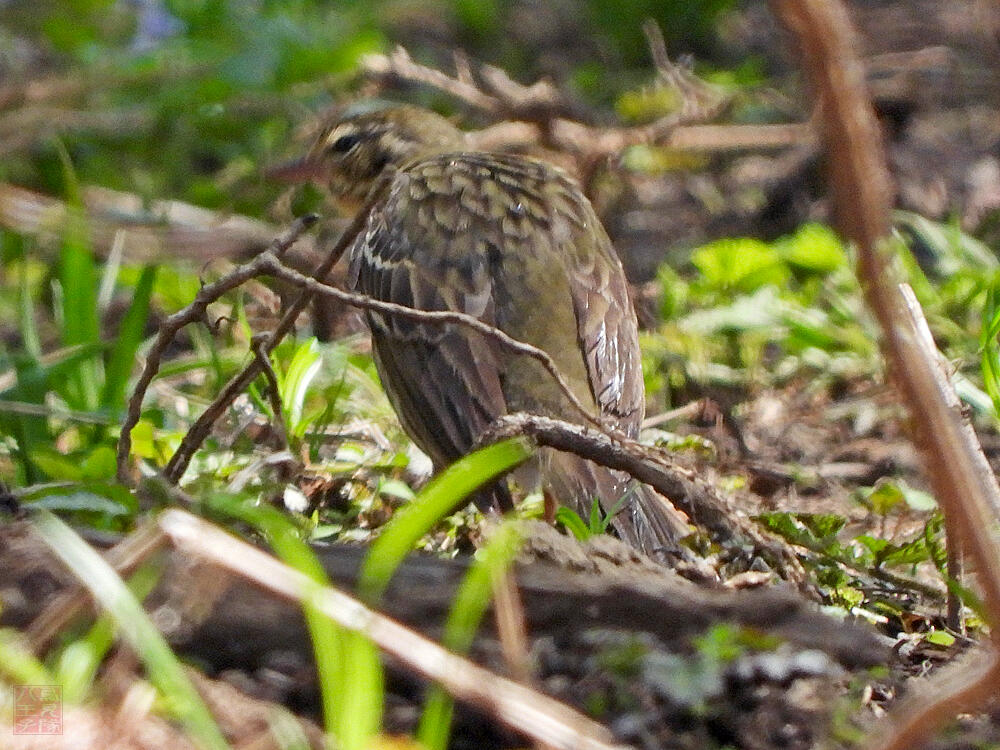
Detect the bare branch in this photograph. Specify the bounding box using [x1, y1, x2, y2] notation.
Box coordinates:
[257, 254, 604, 431]
[117, 219, 606, 486]
[361, 46, 503, 113]
[116, 214, 320, 484]
[359, 44, 741, 164]
[477, 413, 813, 590]
[251, 334, 290, 454]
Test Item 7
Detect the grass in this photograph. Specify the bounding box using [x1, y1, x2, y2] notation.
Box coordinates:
[30, 510, 230, 750]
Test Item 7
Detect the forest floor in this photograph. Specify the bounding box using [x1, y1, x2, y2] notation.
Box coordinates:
[3, 0, 1000, 748]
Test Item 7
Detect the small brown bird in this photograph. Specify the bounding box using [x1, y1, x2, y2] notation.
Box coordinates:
[288, 104, 688, 559]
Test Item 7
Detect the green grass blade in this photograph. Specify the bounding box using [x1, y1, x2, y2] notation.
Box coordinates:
[417, 522, 522, 750]
[54, 142, 101, 410]
[0, 629, 54, 685]
[358, 437, 533, 602]
[209, 496, 347, 749]
[31, 510, 230, 750]
[18, 258, 42, 360]
[276, 338, 323, 438]
[343, 437, 532, 750]
[554, 506, 591, 541]
[57, 560, 160, 703]
[102, 264, 157, 411]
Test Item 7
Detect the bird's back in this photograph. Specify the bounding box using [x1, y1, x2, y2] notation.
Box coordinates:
[349, 150, 645, 445]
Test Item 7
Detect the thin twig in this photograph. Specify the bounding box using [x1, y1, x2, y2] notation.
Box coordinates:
[158, 509, 629, 750]
[118, 230, 605, 487]
[492, 567, 534, 686]
[116, 214, 320, 483]
[251, 334, 290, 454]
[641, 398, 713, 430]
[159, 182, 390, 484]
[641, 20, 723, 119]
[256, 254, 604, 431]
[360, 42, 733, 162]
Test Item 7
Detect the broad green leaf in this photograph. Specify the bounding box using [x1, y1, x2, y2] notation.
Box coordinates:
[691, 237, 789, 292]
[775, 223, 846, 273]
[923, 630, 955, 647]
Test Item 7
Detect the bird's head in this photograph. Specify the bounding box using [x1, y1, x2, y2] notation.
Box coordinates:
[271, 104, 466, 212]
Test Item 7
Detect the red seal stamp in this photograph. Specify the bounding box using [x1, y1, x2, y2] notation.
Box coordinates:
[13, 685, 63, 735]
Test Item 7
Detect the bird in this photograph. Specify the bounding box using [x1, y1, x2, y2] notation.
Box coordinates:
[284, 103, 690, 560]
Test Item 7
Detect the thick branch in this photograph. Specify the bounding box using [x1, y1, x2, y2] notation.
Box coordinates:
[478, 413, 812, 590]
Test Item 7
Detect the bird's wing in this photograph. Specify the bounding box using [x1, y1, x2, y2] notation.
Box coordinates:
[348, 165, 509, 469]
[545, 174, 646, 436]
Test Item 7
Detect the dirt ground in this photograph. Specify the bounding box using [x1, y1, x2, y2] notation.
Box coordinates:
[3, 0, 1000, 748]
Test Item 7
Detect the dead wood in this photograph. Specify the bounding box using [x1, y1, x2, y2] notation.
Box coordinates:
[0, 520, 886, 679]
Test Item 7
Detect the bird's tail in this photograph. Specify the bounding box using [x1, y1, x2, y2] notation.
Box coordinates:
[542, 449, 691, 562]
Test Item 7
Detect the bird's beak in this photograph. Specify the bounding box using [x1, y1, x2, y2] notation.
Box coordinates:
[265, 156, 325, 184]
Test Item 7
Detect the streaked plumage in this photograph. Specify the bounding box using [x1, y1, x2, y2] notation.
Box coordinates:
[298, 104, 688, 558]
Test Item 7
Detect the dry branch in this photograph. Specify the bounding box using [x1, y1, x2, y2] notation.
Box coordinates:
[769, 0, 1000, 747]
[359, 42, 745, 163]
[478, 413, 812, 591]
[115, 215, 321, 483]
[116, 243, 606, 485]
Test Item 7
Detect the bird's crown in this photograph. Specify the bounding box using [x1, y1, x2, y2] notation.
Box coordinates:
[307, 104, 466, 208]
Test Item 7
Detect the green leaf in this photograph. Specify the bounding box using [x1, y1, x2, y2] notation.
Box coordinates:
[57, 561, 160, 703]
[588, 497, 603, 533]
[130, 420, 158, 460]
[775, 223, 847, 273]
[864, 482, 904, 516]
[923, 630, 955, 647]
[691, 237, 789, 293]
[21, 491, 131, 517]
[756, 511, 844, 550]
[376, 478, 416, 502]
[417, 523, 522, 750]
[881, 537, 931, 567]
[795, 512, 846, 540]
[102, 265, 157, 411]
[899, 485, 937, 512]
[358, 438, 533, 602]
[55, 142, 101, 411]
[555, 506, 592, 541]
[0, 629, 54, 685]
[276, 338, 323, 438]
[28, 445, 119, 482]
[211, 497, 350, 750]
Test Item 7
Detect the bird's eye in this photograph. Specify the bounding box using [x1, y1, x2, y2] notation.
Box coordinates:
[328, 134, 360, 153]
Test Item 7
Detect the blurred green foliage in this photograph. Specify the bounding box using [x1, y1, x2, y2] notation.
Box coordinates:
[643, 218, 1000, 412]
[1, 0, 739, 212]
[2, 0, 387, 213]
